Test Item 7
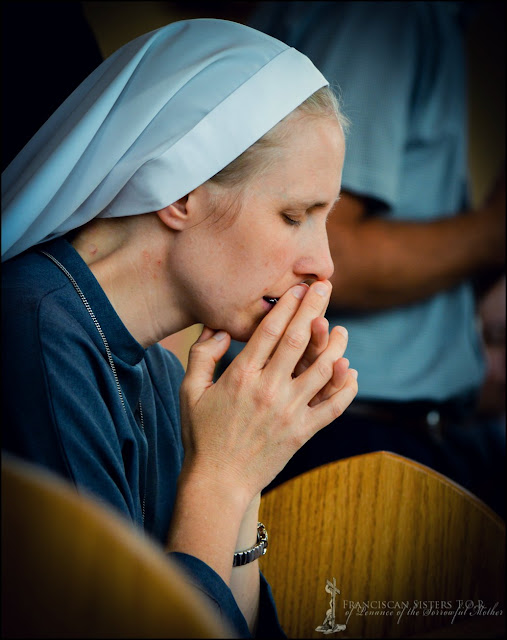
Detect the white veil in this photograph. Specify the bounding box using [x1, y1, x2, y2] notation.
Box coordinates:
[1, 18, 327, 261]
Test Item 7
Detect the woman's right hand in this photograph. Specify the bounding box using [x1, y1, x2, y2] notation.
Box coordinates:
[179, 279, 358, 505]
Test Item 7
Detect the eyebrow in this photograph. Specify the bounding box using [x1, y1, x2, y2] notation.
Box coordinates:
[288, 194, 341, 211]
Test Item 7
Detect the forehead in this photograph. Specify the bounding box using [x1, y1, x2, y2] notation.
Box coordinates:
[255, 116, 345, 205]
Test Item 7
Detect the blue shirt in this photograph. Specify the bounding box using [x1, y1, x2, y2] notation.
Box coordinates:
[1, 237, 283, 637]
[249, 1, 485, 401]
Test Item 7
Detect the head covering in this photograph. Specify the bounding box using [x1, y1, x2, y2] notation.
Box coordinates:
[1, 18, 327, 261]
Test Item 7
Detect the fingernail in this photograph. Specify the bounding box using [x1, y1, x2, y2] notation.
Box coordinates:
[336, 326, 348, 338]
[213, 331, 227, 341]
[313, 282, 329, 296]
[292, 285, 308, 299]
[350, 369, 358, 380]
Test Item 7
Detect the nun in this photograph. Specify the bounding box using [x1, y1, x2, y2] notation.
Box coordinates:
[2, 18, 357, 637]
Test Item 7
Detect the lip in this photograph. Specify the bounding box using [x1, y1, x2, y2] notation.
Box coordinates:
[262, 296, 279, 311]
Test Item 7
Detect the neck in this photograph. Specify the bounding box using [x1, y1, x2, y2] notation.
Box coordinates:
[71, 215, 190, 348]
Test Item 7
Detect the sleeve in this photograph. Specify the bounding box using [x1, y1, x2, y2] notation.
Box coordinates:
[2, 288, 146, 526]
[169, 553, 286, 638]
[257, 572, 286, 638]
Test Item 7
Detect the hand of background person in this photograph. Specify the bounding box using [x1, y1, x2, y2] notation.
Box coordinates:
[477, 274, 506, 417]
[471, 166, 505, 269]
[178, 280, 358, 503]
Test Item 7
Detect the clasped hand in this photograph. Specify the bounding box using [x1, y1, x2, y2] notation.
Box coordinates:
[179, 280, 358, 503]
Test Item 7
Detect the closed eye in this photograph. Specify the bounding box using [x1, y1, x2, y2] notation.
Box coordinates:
[282, 214, 302, 227]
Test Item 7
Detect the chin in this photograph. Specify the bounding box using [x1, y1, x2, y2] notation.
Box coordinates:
[220, 318, 259, 344]
[228, 330, 253, 343]
[217, 322, 251, 343]
[204, 308, 263, 344]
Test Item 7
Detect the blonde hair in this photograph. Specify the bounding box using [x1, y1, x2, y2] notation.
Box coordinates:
[209, 85, 348, 189]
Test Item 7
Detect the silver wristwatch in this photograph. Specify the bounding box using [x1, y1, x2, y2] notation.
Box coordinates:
[232, 522, 268, 567]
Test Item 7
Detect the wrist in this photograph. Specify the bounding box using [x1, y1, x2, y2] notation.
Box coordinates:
[246, 492, 261, 514]
[236, 492, 261, 552]
[178, 458, 253, 514]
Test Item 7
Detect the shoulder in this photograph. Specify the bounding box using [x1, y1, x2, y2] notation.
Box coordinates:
[2, 250, 80, 337]
[2, 249, 98, 348]
[2, 249, 69, 303]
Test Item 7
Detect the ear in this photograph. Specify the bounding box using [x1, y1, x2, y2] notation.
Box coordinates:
[156, 195, 189, 231]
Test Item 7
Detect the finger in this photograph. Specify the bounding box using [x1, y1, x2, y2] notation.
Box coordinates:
[267, 280, 332, 378]
[309, 357, 349, 407]
[183, 329, 231, 398]
[197, 325, 216, 343]
[293, 316, 329, 378]
[306, 370, 359, 433]
[293, 324, 349, 403]
[237, 283, 309, 370]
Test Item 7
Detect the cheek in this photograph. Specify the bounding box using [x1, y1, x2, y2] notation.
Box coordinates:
[256, 228, 293, 263]
[258, 244, 291, 275]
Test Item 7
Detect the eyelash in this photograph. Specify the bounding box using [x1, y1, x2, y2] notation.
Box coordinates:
[282, 214, 302, 227]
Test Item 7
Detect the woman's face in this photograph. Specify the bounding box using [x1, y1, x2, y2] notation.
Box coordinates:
[172, 114, 345, 341]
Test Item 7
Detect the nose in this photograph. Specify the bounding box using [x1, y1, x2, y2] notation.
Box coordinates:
[294, 229, 335, 282]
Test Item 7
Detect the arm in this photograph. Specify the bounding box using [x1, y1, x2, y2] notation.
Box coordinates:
[328, 173, 505, 310]
[166, 280, 358, 632]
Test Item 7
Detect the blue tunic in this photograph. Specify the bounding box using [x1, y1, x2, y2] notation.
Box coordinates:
[1, 237, 283, 637]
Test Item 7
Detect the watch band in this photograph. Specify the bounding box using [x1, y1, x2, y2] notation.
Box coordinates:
[232, 522, 268, 567]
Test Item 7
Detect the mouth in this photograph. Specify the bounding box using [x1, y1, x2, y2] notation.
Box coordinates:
[261, 295, 279, 312]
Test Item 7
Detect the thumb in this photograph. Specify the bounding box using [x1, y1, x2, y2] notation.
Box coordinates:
[184, 329, 231, 396]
